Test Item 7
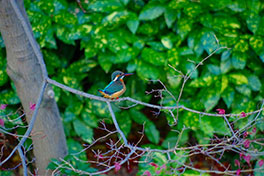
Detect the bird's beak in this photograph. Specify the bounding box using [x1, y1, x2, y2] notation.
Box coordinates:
[123, 73, 133, 76]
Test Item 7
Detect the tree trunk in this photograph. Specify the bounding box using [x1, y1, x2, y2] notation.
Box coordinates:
[0, 0, 67, 175]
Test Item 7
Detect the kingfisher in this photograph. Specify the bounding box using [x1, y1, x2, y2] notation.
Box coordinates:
[98, 70, 133, 99]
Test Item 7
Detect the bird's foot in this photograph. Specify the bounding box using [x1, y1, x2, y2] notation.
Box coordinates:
[111, 97, 119, 100]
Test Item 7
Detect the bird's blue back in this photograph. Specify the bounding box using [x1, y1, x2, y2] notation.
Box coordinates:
[103, 80, 123, 95]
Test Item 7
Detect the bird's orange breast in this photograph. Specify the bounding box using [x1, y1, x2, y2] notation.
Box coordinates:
[99, 79, 126, 99]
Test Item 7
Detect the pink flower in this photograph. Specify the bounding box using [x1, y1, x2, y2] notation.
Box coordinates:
[94, 154, 103, 159]
[156, 170, 161, 174]
[236, 169, 241, 176]
[234, 159, 240, 168]
[243, 139, 250, 148]
[243, 131, 248, 138]
[216, 109, 225, 114]
[0, 119, 4, 127]
[259, 160, 264, 167]
[149, 162, 158, 169]
[252, 127, 256, 133]
[30, 102, 36, 111]
[243, 154, 251, 165]
[160, 164, 166, 170]
[114, 162, 121, 172]
[239, 153, 244, 160]
[240, 112, 246, 117]
[0, 104, 7, 110]
[143, 170, 151, 176]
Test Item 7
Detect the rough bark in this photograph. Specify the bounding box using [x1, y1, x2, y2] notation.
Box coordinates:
[0, 0, 67, 175]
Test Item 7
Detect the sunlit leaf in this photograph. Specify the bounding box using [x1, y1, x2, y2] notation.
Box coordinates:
[139, 3, 165, 20]
[88, 0, 123, 12]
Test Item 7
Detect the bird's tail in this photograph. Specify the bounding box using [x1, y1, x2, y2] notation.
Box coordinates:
[98, 89, 110, 98]
[98, 89, 107, 96]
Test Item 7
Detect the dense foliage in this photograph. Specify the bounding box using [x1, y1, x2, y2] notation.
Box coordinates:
[0, 0, 263, 175]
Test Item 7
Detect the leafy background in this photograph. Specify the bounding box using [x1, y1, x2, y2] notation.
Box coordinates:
[0, 0, 264, 175]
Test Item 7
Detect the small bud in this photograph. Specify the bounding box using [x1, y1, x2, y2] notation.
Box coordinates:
[149, 162, 158, 169]
[0, 104, 7, 110]
[143, 170, 151, 176]
[240, 112, 246, 117]
[47, 90, 55, 98]
[259, 160, 264, 167]
[114, 162, 121, 172]
[216, 109, 225, 114]
[0, 119, 4, 127]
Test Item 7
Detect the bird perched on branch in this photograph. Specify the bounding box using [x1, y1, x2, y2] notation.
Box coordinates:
[98, 70, 133, 99]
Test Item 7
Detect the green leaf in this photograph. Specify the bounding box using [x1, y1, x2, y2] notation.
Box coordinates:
[145, 121, 160, 144]
[183, 3, 202, 17]
[186, 63, 198, 79]
[161, 36, 173, 49]
[203, 91, 220, 111]
[73, 120, 93, 143]
[136, 60, 161, 80]
[201, 31, 218, 54]
[229, 73, 248, 85]
[221, 50, 231, 61]
[120, 0, 130, 6]
[67, 139, 87, 160]
[129, 109, 148, 124]
[221, 75, 229, 93]
[88, 0, 123, 12]
[222, 87, 235, 108]
[0, 90, 20, 104]
[147, 41, 166, 51]
[246, 12, 260, 34]
[126, 19, 139, 34]
[227, 1, 246, 12]
[175, 17, 193, 39]
[235, 85, 251, 97]
[90, 100, 109, 118]
[141, 48, 166, 66]
[200, 116, 231, 136]
[102, 11, 129, 27]
[137, 22, 159, 35]
[207, 64, 221, 75]
[250, 36, 264, 55]
[64, 102, 83, 122]
[233, 39, 249, 53]
[115, 48, 133, 63]
[164, 8, 178, 28]
[161, 131, 188, 149]
[126, 60, 137, 73]
[133, 39, 145, 50]
[260, 53, 264, 63]
[167, 48, 180, 67]
[116, 111, 132, 137]
[81, 108, 98, 128]
[200, 79, 221, 111]
[168, 0, 188, 9]
[139, 4, 165, 20]
[248, 75, 261, 91]
[189, 75, 213, 87]
[254, 159, 264, 176]
[67, 59, 97, 74]
[107, 32, 129, 53]
[231, 52, 247, 69]
[98, 53, 112, 73]
[0, 62, 8, 86]
[220, 58, 232, 74]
